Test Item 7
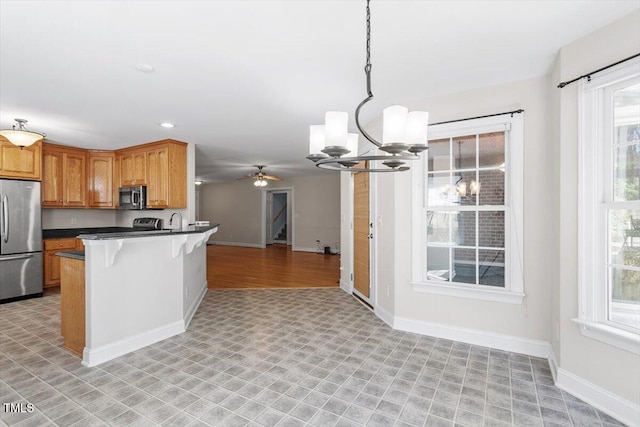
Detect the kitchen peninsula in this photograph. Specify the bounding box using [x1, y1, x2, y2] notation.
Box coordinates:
[58, 225, 218, 367]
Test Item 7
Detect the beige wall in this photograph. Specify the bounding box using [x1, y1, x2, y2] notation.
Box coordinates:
[200, 173, 340, 250]
[370, 75, 553, 341]
[555, 10, 640, 404]
[42, 209, 116, 229]
[340, 9, 640, 418]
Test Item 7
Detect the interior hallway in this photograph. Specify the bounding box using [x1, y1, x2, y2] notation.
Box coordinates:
[207, 244, 340, 289]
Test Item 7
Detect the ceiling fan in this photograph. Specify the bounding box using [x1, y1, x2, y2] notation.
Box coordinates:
[239, 165, 282, 187]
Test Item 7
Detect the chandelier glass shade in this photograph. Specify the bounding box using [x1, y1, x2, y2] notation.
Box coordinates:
[307, 0, 429, 172]
[253, 178, 268, 187]
[0, 119, 45, 148]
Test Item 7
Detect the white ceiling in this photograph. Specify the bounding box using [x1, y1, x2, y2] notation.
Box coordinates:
[1, 1, 638, 183]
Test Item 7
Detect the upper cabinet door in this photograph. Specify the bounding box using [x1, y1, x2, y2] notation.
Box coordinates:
[42, 143, 87, 208]
[63, 152, 87, 207]
[147, 147, 169, 207]
[42, 149, 64, 207]
[119, 150, 146, 186]
[88, 152, 114, 208]
[0, 138, 42, 180]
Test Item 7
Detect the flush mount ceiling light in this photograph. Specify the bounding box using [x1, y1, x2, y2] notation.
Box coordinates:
[135, 63, 155, 73]
[195, 180, 203, 185]
[307, 0, 429, 172]
[0, 118, 46, 148]
[159, 122, 175, 128]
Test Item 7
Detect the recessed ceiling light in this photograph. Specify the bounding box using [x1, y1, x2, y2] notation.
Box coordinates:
[135, 63, 155, 73]
[159, 122, 175, 128]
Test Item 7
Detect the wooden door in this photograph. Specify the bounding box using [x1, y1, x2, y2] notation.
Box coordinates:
[0, 139, 42, 180]
[63, 152, 86, 207]
[42, 149, 64, 206]
[88, 152, 114, 207]
[353, 163, 370, 298]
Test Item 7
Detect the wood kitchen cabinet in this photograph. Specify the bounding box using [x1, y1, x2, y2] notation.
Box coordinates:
[118, 148, 146, 187]
[0, 137, 42, 180]
[42, 143, 87, 207]
[146, 145, 169, 207]
[43, 237, 84, 287]
[60, 256, 85, 356]
[146, 140, 187, 208]
[88, 151, 116, 208]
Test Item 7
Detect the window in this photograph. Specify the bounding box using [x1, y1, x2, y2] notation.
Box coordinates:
[412, 114, 524, 304]
[578, 58, 640, 354]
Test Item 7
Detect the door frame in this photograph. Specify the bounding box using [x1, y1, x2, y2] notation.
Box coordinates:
[350, 171, 376, 308]
[261, 187, 294, 248]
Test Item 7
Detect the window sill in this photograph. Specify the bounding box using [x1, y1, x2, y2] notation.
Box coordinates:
[572, 318, 640, 355]
[411, 281, 525, 304]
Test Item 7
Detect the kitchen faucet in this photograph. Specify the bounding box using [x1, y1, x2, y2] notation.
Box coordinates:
[169, 212, 183, 228]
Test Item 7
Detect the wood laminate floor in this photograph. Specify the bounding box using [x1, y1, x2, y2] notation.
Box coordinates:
[207, 244, 340, 289]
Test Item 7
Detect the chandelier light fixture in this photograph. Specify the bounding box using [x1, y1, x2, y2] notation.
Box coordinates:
[307, 0, 429, 172]
[0, 118, 45, 148]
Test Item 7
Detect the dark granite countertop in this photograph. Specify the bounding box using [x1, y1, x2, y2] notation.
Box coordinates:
[77, 224, 219, 240]
[56, 250, 85, 261]
[43, 227, 134, 239]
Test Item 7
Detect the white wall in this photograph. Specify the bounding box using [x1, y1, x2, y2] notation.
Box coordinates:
[554, 10, 640, 406]
[200, 173, 340, 250]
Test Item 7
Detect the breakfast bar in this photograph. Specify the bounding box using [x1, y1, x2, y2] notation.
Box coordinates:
[58, 225, 218, 367]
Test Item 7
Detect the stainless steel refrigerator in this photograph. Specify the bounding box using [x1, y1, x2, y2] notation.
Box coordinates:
[0, 179, 43, 302]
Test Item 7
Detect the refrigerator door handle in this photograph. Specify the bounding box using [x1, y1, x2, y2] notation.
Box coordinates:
[2, 194, 8, 243]
[0, 253, 34, 262]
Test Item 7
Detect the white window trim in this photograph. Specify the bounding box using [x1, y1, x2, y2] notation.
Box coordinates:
[576, 58, 640, 355]
[411, 114, 525, 304]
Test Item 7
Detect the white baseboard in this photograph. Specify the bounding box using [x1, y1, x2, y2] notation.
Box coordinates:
[210, 241, 264, 248]
[393, 315, 550, 358]
[374, 305, 394, 329]
[340, 279, 353, 294]
[82, 320, 185, 367]
[556, 368, 639, 427]
[184, 282, 207, 328]
[292, 246, 320, 253]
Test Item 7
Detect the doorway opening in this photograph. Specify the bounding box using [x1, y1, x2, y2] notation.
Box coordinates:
[265, 189, 293, 246]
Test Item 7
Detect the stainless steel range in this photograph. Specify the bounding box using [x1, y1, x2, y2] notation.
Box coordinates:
[132, 217, 163, 230]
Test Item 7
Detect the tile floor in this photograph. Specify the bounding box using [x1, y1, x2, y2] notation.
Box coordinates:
[0, 288, 626, 427]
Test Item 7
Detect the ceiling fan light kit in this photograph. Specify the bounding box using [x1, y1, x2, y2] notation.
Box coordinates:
[308, 0, 429, 173]
[240, 165, 282, 188]
[0, 118, 46, 148]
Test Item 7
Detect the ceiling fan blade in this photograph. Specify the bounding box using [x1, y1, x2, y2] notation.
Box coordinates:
[263, 175, 283, 181]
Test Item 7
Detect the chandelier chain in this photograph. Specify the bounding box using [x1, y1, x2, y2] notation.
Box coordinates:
[365, 0, 371, 73]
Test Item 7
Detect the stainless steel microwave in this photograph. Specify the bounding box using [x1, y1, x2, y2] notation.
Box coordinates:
[118, 185, 147, 210]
